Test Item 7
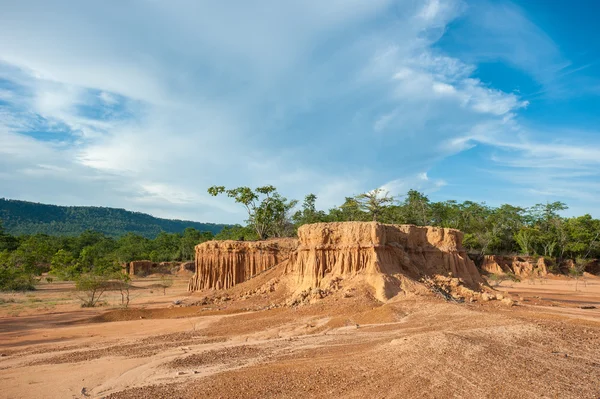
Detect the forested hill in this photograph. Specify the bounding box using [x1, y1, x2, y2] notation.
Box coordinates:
[0, 198, 227, 238]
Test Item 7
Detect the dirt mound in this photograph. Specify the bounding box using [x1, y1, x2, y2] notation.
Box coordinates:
[481, 255, 549, 278]
[188, 238, 298, 291]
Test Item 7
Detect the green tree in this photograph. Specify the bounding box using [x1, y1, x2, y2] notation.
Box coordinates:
[527, 202, 568, 256]
[114, 233, 151, 263]
[208, 185, 297, 239]
[214, 225, 258, 241]
[563, 215, 600, 259]
[268, 194, 298, 237]
[402, 190, 431, 226]
[515, 227, 539, 256]
[327, 197, 368, 222]
[50, 249, 79, 280]
[487, 204, 526, 254]
[0, 219, 18, 252]
[293, 194, 327, 226]
[179, 228, 214, 260]
[0, 250, 36, 291]
[150, 232, 180, 262]
[355, 189, 395, 222]
[429, 200, 461, 229]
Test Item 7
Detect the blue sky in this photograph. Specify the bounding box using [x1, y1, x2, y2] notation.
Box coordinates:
[1, 0, 599, 223]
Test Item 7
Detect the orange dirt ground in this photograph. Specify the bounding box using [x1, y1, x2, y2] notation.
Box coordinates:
[1, 274, 600, 399]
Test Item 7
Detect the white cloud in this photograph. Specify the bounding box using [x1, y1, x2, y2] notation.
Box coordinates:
[380, 172, 447, 198]
[0, 0, 598, 223]
[98, 91, 118, 105]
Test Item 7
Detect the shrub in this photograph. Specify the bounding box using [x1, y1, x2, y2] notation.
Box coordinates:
[75, 273, 111, 307]
[0, 252, 36, 291]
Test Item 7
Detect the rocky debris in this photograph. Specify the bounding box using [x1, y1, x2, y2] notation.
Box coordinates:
[168, 345, 263, 369]
[420, 275, 484, 302]
[501, 298, 515, 307]
[188, 238, 298, 291]
[30, 333, 226, 365]
[238, 280, 280, 300]
[481, 293, 494, 302]
[480, 255, 549, 278]
[287, 287, 332, 307]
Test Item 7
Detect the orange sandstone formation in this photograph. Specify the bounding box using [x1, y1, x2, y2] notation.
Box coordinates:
[284, 222, 483, 301]
[188, 238, 298, 291]
[128, 260, 156, 276]
[189, 222, 485, 302]
[179, 261, 195, 273]
[480, 255, 549, 278]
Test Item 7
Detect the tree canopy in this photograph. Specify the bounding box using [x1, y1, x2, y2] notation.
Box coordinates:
[0, 224, 215, 290]
[0, 198, 228, 238]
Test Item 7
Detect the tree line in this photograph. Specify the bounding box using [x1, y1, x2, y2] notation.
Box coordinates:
[210, 186, 600, 261]
[0, 198, 227, 238]
[0, 223, 215, 291]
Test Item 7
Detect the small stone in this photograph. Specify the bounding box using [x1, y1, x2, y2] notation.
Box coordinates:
[496, 294, 504, 300]
[177, 371, 186, 376]
[501, 298, 515, 307]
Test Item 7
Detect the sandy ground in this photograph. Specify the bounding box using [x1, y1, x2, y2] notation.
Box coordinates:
[1, 275, 600, 399]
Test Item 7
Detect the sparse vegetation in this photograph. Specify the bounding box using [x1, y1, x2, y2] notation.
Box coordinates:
[75, 273, 111, 307]
[571, 258, 588, 291]
[115, 273, 132, 308]
[158, 274, 174, 295]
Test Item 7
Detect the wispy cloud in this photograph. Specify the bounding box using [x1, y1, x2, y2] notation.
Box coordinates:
[0, 0, 598, 222]
[439, 0, 600, 98]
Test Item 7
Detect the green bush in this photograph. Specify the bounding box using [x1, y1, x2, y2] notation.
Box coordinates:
[75, 273, 111, 307]
[0, 250, 36, 291]
[0, 266, 36, 291]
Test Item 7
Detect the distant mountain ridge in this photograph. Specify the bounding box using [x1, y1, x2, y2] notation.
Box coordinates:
[0, 198, 228, 238]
